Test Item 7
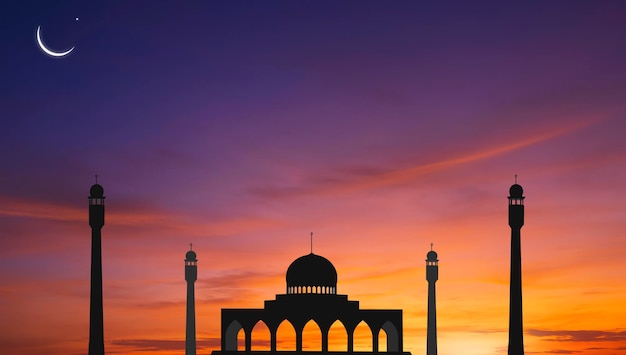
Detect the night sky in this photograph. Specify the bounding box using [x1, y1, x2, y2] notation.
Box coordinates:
[2, 2, 626, 355]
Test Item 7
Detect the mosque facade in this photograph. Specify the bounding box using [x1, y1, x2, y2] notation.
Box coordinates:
[211, 252, 411, 355]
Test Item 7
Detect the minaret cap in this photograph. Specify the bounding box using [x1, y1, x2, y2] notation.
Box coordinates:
[90, 184, 104, 198]
[509, 184, 523, 198]
[186, 250, 197, 261]
[426, 250, 438, 261]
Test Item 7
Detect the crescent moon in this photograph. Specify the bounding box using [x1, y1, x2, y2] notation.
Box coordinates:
[36, 25, 74, 57]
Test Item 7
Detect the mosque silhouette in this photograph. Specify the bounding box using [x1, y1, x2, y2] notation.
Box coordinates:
[86, 180, 527, 355]
[210, 251, 409, 355]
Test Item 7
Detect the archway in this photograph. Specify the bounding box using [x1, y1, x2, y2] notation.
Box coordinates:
[328, 320, 348, 351]
[251, 320, 271, 351]
[276, 319, 296, 351]
[225, 320, 243, 351]
[237, 329, 245, 351]
[302, 319, 322, 351]
[382, 320, 399, 352]
[378, 327, 387, 352]
[353, 320, 373, 352]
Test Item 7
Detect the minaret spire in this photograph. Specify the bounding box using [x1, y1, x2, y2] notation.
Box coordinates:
[185, 245, 198, 355]
[508, 180, 525, 355]
[426, 245, 439, 355]
[88, 182, 105, 355]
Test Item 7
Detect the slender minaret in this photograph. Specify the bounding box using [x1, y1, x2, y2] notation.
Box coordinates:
[508, 179, 525, 355]
[185, 244, 198, 355]
[88, 182, 105, 355]
[426, 243, 438, 355]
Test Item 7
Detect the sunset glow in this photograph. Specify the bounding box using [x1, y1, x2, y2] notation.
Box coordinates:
[2, 2, 626, 355]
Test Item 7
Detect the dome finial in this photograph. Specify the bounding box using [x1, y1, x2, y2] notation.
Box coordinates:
[190, 242, 193, 251]
[95, 173, 98, 184]
[310, 232, 313, 254]
[430, 242, 433, 251]
[515, 174, 518, 184]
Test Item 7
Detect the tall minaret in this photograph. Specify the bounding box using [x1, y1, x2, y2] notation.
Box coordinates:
[185, 245, 198, 355]
[508, 179, 525, 355]
[426, 244, 438, 355]
[88, 182, 105, 355]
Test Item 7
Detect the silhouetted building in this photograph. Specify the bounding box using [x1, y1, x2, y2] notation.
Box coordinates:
[186, 245, 198, 355]
[88, 183, 105, 355]
[426, 245, 438, 355]
[211, 252, 411, 355]
[508, 182, 525, 355]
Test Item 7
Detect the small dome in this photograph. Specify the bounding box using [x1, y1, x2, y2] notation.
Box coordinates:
[186, 250, 197, 261]
[286, 253, 337, 288]
[90, 184, 104, 198]
[509, 184, 523, 198]
[427, 250, 438, 261]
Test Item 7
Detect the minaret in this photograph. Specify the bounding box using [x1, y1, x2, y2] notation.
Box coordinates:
[508, 179, 525, 355]
[426, 244, 438, 355]
[88, 182, 105, 355]
[185, 244, 198, 355]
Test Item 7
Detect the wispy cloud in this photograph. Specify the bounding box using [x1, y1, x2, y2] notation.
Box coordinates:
[538, 350, 577, 354]
[111, 338, 220, 351]
[197, 269, 281, 290]
[0, 197, 83, 222]
[0, 194, 287, 242]
[249, 117, 601, 199]
[527, 329, 626, 342]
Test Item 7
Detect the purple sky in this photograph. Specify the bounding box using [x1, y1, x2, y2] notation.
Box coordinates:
[1, 2, 626, 355]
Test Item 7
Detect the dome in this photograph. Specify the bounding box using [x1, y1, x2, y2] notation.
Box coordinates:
[426, 250, 438, 261]
[286, 253, 337, 289]
[90, 184, 104, 198]
[186, 250, 197, 261]
[509, 184, 523, 198]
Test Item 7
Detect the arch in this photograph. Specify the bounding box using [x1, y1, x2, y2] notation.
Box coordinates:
[328, 320, 347, 351]
[276, 319, 296, 351]
[237, 328, 245, 351]
[251, 320, 271, 351]
[382, 320, 399, 352]
[353, 320, 373, 352]
[225, 320, 242, 351]
[379, 327, 387, 352]
[302, 319, 322, 351]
